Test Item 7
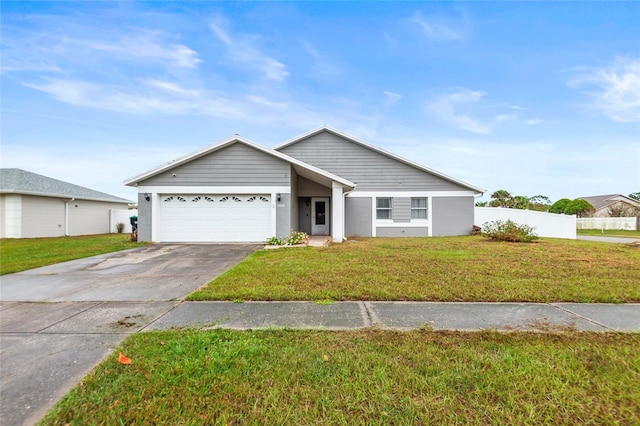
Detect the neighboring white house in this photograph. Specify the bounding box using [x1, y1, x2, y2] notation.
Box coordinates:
[124, 126, 485, 243]
[578, 194, 640, 217]
[1, 168, 133, 238]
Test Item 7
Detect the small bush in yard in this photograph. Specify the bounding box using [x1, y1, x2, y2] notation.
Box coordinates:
[115, 222, 125, 233]
[266, 236, 284, 246]
[266, 232, 308, 246]
[481, 220, 539, 243]
[286, 231, 308, 245]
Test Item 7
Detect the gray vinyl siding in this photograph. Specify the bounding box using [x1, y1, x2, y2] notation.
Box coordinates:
[345, 197, 372, 237]
[297, 176, 331, 197]
[278, 131, 465, 191]
[432, 196, 474, 236]
[376, 227, 429, 237]
[276, 193, 291, 239]
[391, 197, 411, 223]
[140, 143, 291, 187]
[137, 192, 152, 242]
[21, 195, 66, 237]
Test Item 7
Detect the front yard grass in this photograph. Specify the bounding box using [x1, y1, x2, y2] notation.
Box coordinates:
[0, 234, 146, 275]
[41, 329, 640, 425]
[189, 236, 640, 303]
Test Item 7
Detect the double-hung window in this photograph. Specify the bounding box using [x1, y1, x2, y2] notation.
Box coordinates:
[411, 197, 428, 219]
[376, 197, 392, 220]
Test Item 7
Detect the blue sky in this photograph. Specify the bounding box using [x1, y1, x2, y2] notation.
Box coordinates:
[2, 1, 639, 202]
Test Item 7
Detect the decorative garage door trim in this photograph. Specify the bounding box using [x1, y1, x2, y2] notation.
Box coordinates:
[159, 194, 273, 242]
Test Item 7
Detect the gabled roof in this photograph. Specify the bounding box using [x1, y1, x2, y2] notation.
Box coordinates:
[0, 168, 132, 203]
[123, 135, 356, 189]
[578, 194, 640, 210]
[274, 126, 485, 194]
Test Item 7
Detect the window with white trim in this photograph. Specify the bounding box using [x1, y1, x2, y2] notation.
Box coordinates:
[376, 197, 393, 220]
[411, 197, 428, 219]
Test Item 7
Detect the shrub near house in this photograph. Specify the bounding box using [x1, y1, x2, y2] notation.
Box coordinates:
[481, 220, 539, 243]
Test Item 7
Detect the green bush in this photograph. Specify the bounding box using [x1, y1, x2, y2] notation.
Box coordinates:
[481, 220, 539, 243]
[266, 231, 309, 246]
[266, 236, 283, 246]
[286, 231, 308, 245]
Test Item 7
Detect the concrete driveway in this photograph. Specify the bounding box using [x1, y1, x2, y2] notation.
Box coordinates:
[0, 243, 259, 302]
[0, 243, 258, 426]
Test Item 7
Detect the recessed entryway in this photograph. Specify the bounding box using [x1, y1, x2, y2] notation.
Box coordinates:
[311, 197, 330, 235]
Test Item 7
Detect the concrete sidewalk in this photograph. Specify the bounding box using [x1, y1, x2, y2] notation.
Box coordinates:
[1, 300, 639, 425]
[145, 301, 640, 332]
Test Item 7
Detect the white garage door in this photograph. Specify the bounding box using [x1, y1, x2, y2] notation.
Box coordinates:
[160, 194, 272, 242]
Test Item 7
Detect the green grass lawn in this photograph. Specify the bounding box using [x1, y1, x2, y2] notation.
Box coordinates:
[0, 234, 147, 275]
[189, 236, 640, 303]
[40, 329, 640, 425]
[577, 229, 640, 238]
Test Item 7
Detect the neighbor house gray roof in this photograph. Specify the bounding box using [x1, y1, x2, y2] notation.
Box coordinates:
[1, 168, 132, 203]
[578, 194, 640, 211]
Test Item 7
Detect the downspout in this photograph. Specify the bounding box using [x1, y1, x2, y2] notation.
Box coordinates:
[65, 198, 75, 236]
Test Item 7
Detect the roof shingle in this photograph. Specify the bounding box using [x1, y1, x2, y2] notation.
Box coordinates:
[1, 168, 131, 203]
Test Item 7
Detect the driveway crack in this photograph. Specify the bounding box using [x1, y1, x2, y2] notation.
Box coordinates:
[36, 302, 104, 333]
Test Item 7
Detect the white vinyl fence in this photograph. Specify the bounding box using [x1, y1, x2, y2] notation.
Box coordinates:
[577, 217, 639, 231]
[475, 207, 576, 239]
[110, 209, 138, 234]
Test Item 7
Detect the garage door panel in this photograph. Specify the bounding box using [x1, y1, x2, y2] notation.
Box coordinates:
[160, 194, 272, 242]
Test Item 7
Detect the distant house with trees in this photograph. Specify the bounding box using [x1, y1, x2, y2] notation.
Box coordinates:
[577, 194, 640, 218]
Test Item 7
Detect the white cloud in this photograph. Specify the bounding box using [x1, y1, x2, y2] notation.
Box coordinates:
[427, 89, 492, 134]
[210, 22, 289, 82]
[143, 79, 201, 97]
[86, 36, 202, 69]
[526, 119, 542, 125]
[410, 12, 465, 42]
[299, 39, 343, 78]
[569, 57, 640, 123]
[426, 89, 539, 134]
[495, 114, 517, 123]
[384, 91, 403, 106]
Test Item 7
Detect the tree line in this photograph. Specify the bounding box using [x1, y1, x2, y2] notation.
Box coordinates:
[475, 190, 640, 218]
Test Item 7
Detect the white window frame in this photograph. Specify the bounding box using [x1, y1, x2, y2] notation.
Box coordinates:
[411, 197, 428, 220]
[376, 197, 393, 220]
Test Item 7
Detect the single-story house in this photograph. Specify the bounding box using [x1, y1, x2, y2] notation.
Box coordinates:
[124, 127, 484, 243]
[1, 168, 132, 238]
[578, 194, 640, 218]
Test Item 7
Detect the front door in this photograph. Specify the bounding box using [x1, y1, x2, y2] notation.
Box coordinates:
[311, 197, 330, 235]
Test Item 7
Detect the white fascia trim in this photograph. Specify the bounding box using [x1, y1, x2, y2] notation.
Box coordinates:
[138, 186, 291, 194]
[348, 191, 477, 198]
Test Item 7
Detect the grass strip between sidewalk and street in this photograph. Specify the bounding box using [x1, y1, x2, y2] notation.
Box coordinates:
[188, 236, 640, 303]
[577, 229, 640, 238]
[40, 329, 640, 425]
[0, 234, 146, 275]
